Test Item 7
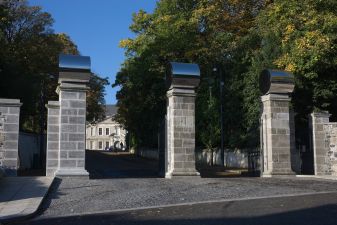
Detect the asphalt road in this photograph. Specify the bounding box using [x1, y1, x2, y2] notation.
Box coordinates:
[8, 151, 337, 225]
[16, 192, 337, 225]
[85, 150, 159, 179]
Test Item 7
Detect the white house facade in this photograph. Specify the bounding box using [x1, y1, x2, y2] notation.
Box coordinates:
[86, 105, 127, 151]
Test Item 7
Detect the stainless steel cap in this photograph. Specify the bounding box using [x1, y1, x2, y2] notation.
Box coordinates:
[58, 54, 91, 84]
[259, 69, 295, 95]
[59, 54, 91, 72]
[166, 62, 200, 89]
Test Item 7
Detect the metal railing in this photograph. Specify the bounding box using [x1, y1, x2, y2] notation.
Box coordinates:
[248, 149, 261, 176]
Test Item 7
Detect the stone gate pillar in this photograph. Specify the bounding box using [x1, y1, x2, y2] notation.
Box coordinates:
[46, 54, 91, 177]
[165, 62, 200, 178]
[0, 99, 22, 176]
[259, 69, 295, 177]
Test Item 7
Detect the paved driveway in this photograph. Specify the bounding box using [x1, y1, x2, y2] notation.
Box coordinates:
[85, 150, 159, 178]
[18, 193, 337, 225]
[25, 150, 337, 220]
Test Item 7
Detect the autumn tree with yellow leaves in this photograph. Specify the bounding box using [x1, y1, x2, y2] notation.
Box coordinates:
[115, 0, 336, 149]
[242, 0, 337, 143]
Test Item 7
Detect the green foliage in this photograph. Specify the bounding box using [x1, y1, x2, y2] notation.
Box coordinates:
[116, 0, 336, 149]
[0, 0, 108, 132]
[244, 0, 337, 122]
[116, 0, 266, 148]
[113, 57, 166, 147]
[197, 85, 220, 150]
[87, 74, 110, 122]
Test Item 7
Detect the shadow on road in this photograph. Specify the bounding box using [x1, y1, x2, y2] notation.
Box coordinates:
[16, 203, 337, 225]
[85, 150, 160, 179]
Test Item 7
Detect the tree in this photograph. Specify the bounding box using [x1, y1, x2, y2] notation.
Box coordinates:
[197, 85, 220, 165]
[116, 0, 267, 148]
[113, 57, 166, 147]
[87, 74, 109, 122]
[0, 0, 108, 131]
[0, 0, 55, 131]
[116, 0, 336, 151]
[241, 0, 337, 141]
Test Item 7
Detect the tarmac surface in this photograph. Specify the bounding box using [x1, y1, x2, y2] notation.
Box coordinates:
[15, 192, 337, 225]
[31, 151, 337, 220]
[4, 150, 337, 225]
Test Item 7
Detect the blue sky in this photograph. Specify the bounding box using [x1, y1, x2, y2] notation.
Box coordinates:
[28, 0, 158, 104]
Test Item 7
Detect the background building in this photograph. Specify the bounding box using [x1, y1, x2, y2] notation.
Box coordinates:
[86, 105, 127, 151]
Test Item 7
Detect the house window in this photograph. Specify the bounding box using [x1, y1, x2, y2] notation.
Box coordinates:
[98, 128, 102, 136]
[98, 141, 103, 149]
[90, 141, 94, 149]
[105, 128, 110, 136]
[105, 141, 109, 148]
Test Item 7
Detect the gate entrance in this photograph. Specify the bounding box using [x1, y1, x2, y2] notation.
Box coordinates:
[295, 115, 314, 175]
[45, 60, 202, 178]
[85, 150, 159, 179]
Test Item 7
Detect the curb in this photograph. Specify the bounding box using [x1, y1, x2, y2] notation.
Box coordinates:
[296, 175, 337, 180]
[1, 177, 55, 225]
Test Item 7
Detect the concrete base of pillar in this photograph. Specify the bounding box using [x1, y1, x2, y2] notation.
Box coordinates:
[165, 170, 200, 178]
[172, 171, 200, 177]
[261, 173, 272, 178]
[272, 171, 296, 176]
[55, 168, 89, 177]
[262, 170, 296, 177]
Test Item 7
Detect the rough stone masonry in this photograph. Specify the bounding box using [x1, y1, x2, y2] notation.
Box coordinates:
[0, 98, 22, 176]
[311, 112, 337, 176]
[261, 94, 294, 176]
[166, 88, 198, 177]
[46, 101, 60, 176]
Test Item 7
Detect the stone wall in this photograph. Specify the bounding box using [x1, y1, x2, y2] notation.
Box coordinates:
[0, 98, 22, 176]
[323, 123, 337, 175]
[311, 112, 337, 176]
[46, 101, 60, 176]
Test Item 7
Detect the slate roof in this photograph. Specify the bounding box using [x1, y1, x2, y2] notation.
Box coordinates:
[105, 105, 118, 117]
